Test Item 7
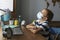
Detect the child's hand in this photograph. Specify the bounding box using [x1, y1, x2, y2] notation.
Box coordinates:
[33, 27, 37, 30]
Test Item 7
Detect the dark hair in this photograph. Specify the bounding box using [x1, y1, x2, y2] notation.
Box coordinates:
[44, 8, 54, 22]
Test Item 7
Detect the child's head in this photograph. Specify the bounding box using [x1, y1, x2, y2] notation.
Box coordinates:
[41, 8, 54, 21]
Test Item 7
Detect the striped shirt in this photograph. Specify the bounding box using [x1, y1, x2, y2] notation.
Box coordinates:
[32, 20, 49, 31]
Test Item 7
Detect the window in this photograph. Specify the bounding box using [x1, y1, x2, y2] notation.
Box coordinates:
[0, 0, 13, 11]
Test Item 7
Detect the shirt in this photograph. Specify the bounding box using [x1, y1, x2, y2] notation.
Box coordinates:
[32, 20, 49, 31]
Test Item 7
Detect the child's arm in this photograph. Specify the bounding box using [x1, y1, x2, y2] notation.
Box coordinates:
[26, 24, 44, 34]
[26, 23, 36, 29]
[29, 21, 49, 34]
[29, 28, 43, 34]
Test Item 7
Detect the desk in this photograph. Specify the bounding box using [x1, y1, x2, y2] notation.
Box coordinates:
[11, 26, 47, 40]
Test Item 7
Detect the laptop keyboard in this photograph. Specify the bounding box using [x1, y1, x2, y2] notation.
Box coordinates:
[12, 27, 23, 35]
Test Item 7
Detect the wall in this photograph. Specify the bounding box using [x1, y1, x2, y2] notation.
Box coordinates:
[16, 0, 60, 24]
[16, 0, 30, 24]
[29, 0, 47, 23]
[29, 0, 60, 21]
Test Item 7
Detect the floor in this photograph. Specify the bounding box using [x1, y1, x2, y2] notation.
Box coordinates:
[0, 27, 4, 40]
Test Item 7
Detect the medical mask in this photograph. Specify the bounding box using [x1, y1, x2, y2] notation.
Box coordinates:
[37, 11, 43, 20]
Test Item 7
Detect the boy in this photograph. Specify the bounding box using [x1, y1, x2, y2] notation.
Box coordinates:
[26, 8, 53, 34]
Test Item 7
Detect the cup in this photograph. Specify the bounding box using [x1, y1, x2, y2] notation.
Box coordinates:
[9, 20, 14, 25]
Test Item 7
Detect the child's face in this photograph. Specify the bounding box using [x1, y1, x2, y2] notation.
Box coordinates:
[41, 9, 48, 20]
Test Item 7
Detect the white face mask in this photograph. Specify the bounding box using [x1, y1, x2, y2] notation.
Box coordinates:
[37, 11, 43, 20]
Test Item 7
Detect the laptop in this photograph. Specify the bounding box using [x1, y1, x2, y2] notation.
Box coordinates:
[12, 26, 23, 35]
[3, 25, 23, 35]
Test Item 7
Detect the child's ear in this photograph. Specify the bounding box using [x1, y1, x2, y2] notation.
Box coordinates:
[45, 17, 48, 21]
[43, 17, 47, 21]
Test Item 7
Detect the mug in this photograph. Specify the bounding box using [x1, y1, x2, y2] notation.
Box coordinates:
[9, 20, 14, 25]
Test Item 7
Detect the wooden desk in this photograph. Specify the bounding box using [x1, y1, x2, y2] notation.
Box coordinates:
[11, 26, 47, 40]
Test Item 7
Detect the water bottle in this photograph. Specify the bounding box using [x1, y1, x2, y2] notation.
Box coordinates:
[18, 15, 22, 23]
